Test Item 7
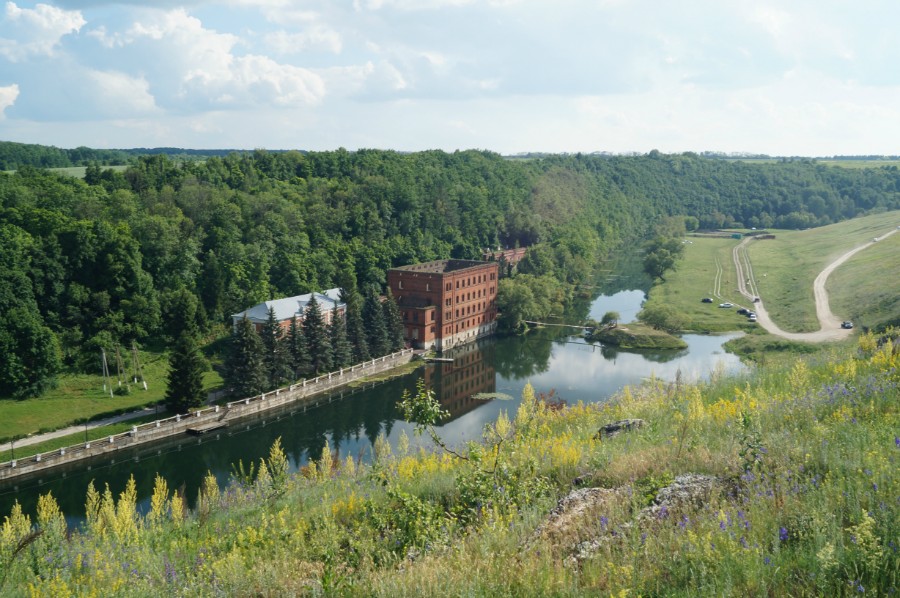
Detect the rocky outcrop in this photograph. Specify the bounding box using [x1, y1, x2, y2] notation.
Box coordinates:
[531, 473, 724, 566]
[593, 419, 646, 440]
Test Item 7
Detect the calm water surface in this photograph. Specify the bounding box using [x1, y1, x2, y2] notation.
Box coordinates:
[0, 262, 748, 523]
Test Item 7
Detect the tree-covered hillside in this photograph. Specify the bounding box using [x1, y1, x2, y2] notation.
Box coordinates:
[2, 147, 900, 398]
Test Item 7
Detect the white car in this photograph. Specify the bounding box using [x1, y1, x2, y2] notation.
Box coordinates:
[718, 302, 733, 308]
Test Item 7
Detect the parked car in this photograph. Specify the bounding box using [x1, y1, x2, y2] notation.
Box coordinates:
[737, 308, 749, 315]
[701, 297, 713, 303]
[718, 302, 733, 308]
[841, 321, 854, 329]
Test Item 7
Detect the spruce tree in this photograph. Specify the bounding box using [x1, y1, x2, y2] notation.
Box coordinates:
[382, 287, 405, 352]
[303, 294, 332, 374]
[362, 287, 389, 357]
[223, 316, 266, 399]
[260, 306, 290, 390]
[164, 327, 205, 413]
[329, 307, 353, 369]
[287, 315, 308, 379]
[342, 289, 369, 363]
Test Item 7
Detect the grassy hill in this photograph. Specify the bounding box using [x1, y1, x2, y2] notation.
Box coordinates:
[642, 212, 900, 347]
[1, 335, 897, 596]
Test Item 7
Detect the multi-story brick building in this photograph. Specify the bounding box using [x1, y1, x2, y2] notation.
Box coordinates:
[387, 259, 499, 351]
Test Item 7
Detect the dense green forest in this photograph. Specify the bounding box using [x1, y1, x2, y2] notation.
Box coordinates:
[2, 146, 900, 399]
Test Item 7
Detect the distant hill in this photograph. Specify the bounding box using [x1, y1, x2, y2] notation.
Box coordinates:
[0, 141, 296, 170]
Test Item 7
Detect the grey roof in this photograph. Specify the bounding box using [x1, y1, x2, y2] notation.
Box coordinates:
[231, 288, 344, 323]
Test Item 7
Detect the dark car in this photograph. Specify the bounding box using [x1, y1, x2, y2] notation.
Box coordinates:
[701, 297, 713, 303]
[737, 308, 749, 315]
[841, 321, 854, 329]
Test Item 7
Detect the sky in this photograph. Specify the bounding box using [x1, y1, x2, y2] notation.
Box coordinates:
[1, 0, 899, 155]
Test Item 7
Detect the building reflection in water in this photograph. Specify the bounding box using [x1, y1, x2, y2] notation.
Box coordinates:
[424, 340, 496, 420]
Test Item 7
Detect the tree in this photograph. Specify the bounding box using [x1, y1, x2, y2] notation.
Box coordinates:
[643, 237, 685, 281]
[342, 289, 370, 363]
[638, 304, 685, 333]
[223, 317, 266, 399]
[382, 287, 405, 352]
[600, 311, 620, 329]
[303, 294, 332, 374]
[260, 306, 291, 390]
[164, 327, 206, 413]
[362, 288, 389, 357]
[0, 307, 61, 400]
[495, 278, 536, 333]
[287, 315, 308, 378]
[329, 307, 353, 369]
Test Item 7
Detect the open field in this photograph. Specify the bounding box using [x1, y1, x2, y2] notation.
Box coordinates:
[746, 212, 900, 333]
[641, 237, 755, 333]
[0, 349, 223, 443]
[828, 230, 900, 329]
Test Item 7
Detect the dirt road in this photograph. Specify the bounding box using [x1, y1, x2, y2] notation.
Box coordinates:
[733, 227, 898, 342]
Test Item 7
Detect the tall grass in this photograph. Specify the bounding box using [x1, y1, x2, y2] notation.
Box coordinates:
[1, 332, 898, 596]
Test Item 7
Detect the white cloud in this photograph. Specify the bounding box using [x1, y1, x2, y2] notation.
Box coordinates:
[86, 70, 157, 116]
[264, 26, 342, 55]
[0, 82, 18, 116]
[0, 2, 85, 62]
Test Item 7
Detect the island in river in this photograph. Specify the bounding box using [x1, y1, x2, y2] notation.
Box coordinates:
[586, 322, 688, 350]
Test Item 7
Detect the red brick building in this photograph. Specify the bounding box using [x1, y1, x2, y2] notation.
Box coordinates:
[482, 246, 527, 266]
[422, 341, 495, 418]
[387, 259, 499, 351]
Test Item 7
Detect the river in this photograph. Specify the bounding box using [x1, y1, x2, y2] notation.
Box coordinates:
[0, 260, 747, 524]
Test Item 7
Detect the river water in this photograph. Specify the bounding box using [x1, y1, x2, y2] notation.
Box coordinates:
[0, 262, 747, 523]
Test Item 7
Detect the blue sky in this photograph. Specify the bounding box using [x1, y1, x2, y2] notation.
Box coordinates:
[1, 0, 898, 155]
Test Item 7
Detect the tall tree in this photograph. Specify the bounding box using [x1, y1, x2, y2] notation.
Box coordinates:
[260, 306, 291, 390]
[362, 288, 389, 357]
[342, 288, 370, 363]
[382, 287, 405, 352]
[164, 326, 206, 414]
[287, 315, 308, 379]
[303, 294, 332, 374]
[329, 307, 353, 369]
[223, 316, 266, 399]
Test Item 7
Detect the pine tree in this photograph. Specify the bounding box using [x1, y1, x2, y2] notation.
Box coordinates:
[260, 306, 290, 390]
[164, 327, 205, 413]
[382, 287, 405, 352]
[362, 287, 389, 357]
[223, 316, 266, 399]
[329, 307, 353, 369]
[303, 294, 332, 374]
[342, 288, 369, 363]
[287, 315, 308, 378]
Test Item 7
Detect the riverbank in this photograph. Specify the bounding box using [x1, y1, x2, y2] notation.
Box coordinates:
[2, 332, 895, 596]
[0, 350, 416, 483]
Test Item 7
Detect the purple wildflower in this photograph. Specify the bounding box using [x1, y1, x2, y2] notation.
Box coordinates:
[779, 527, 789, 542]
[657, 505, 669, 520]
[600, 516, 609, 529]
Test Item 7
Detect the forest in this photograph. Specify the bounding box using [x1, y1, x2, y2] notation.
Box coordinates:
[2, 146, 900, 400]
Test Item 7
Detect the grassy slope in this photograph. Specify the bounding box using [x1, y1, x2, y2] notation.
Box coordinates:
[747, 212, 900, 333]
[0, 350, 223, 443]
[2, 338, 897, 596]
[642, 237, 755, 333]
[645, 212, 900, 339]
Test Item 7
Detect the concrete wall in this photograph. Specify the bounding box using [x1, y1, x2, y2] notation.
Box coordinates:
[0, 349, 415, 483]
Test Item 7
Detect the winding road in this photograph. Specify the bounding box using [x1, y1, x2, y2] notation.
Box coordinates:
[732, 227, 899, 342]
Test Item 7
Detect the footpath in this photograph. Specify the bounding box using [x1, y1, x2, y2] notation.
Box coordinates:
[0, 407, 164, 454]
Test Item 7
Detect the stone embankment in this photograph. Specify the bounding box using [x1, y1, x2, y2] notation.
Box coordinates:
[0, 349, 415, 483]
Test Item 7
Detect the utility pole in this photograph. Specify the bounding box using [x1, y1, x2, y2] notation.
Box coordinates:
[101, 349, 114, 398]
[132, 341, 148, 390]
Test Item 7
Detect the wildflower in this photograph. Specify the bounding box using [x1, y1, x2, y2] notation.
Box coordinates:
[764, 556, 771, 566]
[779, 527, 789, 542]
[740, 536, 749, 549]
[873, 483, 878, 492]
[895, 437, 899, 448]
[720, 521, 727, 531]
[679, 515, 690, 529]
[600, 516, 609, 529]
[657, 505, 669, 520]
